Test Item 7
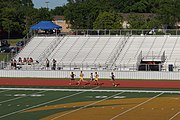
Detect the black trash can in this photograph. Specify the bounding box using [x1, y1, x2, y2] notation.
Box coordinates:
[168, 64, 173, 71]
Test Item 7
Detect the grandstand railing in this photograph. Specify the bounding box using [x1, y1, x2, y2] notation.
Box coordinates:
[169, 37, 179, 60]
[81, 37, 101, 63]
[3, 61, 180, 72]
[106, 35, 130, 68]
[70, 37, 91, 63]
[59, 36, 80, 62]
[1, 69, 180, 80]
[12, 31, 35, 59]
[69, 29, 180, 36]
[93, 37, 111, 64]
[136, 51, 142, 69]
[2, 31, 35, 68]
[37, 35, 65, 67]
[105, 37, 122, 64]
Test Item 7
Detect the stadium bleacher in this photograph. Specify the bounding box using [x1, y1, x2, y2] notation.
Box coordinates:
[12, 35, 180, 71]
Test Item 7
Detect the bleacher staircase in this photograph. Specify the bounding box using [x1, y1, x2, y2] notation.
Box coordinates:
[106, 35, 130, 69]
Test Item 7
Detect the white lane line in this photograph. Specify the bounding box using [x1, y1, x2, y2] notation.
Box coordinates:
[0, 86, 99, 119]
[0, 90, 10, 93]
[110, 92, 164, 120]
[0, 91, 47, 104]
[169, 111, 180, 120]
[0, 87, 180, 93]
[51, 92, 124, 120]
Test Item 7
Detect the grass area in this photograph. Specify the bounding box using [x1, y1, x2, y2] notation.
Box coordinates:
[0, 53, 7, 61]
[0, 38, 21, 61]
[8, 39, 22, 46]
[0, 88, 179, 120]
[0, 53, 14, 62]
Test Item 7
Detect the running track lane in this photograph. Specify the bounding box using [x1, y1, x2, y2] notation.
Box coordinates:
[0, 78, 180, 88]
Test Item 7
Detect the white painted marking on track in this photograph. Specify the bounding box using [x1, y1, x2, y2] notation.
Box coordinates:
[50, 92, 124, 120]
[169, 111, 180, 120]
[0, 90, 10, 93]
[0, 91, 46, 104]
[0, 87, 180, 94]
[110, 92, 164, 120]
[0, 86, 99, 119]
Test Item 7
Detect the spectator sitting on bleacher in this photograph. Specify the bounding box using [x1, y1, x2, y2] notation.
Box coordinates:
[30, 58, 33, 64]
[26, 57, 29, 64]
[18, 57, 22, 65]
[23, 58, 27, 65]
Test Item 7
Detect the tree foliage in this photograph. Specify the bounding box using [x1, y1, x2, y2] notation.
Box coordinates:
[51, 6, 66, 16]
[155, 0, 180, 28]
[93, 11, 122, 29]
[1, 0, 180, 39]
[0, 0, 52, 39]
[64, 0, 113, 29]
[62, 0, 180, 29]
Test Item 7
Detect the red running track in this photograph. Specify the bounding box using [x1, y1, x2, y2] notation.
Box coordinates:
[0, 78, 180, 88]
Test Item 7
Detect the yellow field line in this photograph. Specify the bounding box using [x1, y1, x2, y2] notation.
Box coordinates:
[0, 86, 99, 119]
[110, 92, 164, 120]
[50, 92, 125, 120]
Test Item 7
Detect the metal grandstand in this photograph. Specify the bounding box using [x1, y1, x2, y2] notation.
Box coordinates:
[1, 29, 180, 72]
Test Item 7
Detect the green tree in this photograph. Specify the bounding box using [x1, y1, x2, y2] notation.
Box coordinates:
[64, 0, 113, 29]
[51, 6, 66, 16]
[0, 0, 53, 38]
[1, 0, 25, 38]
[128, 14, 146, 29]
[143, 18, 161, 29]
[21, 0, 34, 7]
[93, 11, 122, 29]
[155, 0, 180, 28]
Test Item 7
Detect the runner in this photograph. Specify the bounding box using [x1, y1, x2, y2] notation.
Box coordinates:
[111, 72, 116, 87]
[78, 71, 85, 85]
[69, 72, 76, 85]
[90, 73, 94, 81]
[94, 72, 100, 85]
[88, 73, 94, 85]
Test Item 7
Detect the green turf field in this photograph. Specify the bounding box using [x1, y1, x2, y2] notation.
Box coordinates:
[0, 87, 180, 120]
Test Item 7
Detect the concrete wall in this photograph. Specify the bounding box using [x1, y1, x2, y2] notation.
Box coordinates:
[0, 70, 180, 80]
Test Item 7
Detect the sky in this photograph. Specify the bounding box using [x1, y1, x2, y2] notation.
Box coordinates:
[32, 0, 67, 9]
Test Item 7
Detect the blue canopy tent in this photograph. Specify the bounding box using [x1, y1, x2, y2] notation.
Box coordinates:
[30, 21, 62, 30]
